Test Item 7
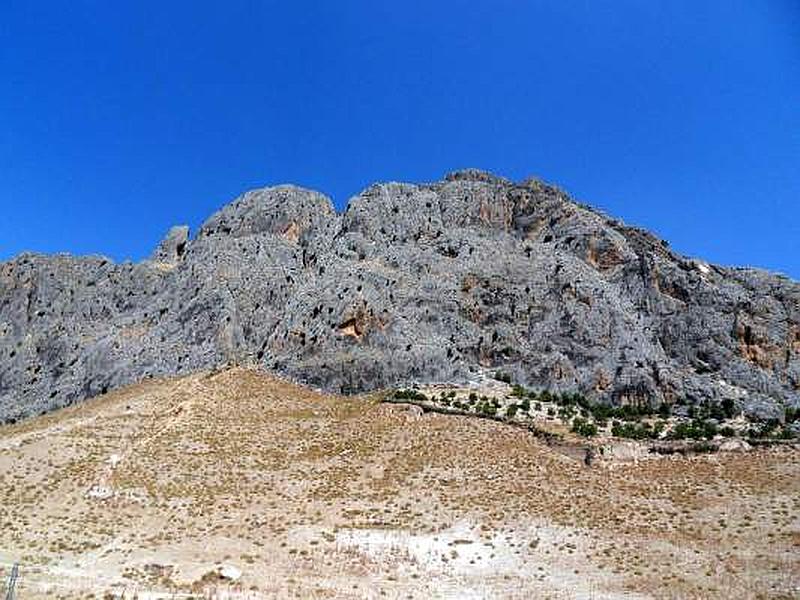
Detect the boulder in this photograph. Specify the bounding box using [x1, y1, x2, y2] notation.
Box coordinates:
[218, 565, 242, 581]
[718, 438, 751, 452]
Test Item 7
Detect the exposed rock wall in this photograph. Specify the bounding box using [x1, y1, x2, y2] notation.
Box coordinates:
[1, 170, 798, 422]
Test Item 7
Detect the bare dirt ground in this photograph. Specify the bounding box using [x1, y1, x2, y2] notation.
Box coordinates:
[0, 368, 797, 599]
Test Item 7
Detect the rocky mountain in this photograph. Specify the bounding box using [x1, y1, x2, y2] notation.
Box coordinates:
[1, 169, 799, 423]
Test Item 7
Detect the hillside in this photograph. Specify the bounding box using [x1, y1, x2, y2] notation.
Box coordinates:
[0, 369, 797, 598]
[1, 169, 799, 423]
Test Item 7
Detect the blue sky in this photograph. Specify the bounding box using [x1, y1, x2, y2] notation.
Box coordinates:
[1, 1, 798, 277]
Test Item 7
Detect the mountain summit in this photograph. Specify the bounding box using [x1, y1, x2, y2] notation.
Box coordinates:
[1, 170, 798, 422]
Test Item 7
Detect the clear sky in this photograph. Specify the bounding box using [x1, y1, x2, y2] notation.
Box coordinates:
[1, 1, 798, 277]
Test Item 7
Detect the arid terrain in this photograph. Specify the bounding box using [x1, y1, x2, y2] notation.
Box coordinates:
[0, 368, 797, 599]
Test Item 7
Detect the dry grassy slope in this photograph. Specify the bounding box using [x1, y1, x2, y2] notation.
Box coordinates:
[0, 368, 797, 599]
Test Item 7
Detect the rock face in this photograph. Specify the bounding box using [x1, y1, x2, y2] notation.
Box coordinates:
[1, 169, 799, 422]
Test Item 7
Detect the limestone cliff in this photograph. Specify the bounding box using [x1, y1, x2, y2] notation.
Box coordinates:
[1, 169, 798, 422]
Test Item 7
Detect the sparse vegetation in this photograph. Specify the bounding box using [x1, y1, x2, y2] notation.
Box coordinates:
[502, 381, 667, 422]
[487, 376, 797, 442]
[389, 375, 799, 450]
[0, 367, 797, 599]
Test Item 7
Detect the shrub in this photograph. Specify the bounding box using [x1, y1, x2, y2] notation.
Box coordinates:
[557, 406, 576, 421]
[511, 384, 527, 398]
[480, 403, 498, 417]
[571, 418, 598, 437]
[690, 399, 737, 421]
[748, 419, 779, 439]
[506, 404, 519, 419]
[600, 403, 650, 421]
[721, 398, 737, 419]
[394, 389, 428, 402]
[493, 371, 513, 384]
[611, 420, 664, 440]
[668, 419, 718, 441]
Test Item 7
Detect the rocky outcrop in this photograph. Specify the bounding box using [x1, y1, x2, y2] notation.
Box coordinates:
[1, 169, 798, 422]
